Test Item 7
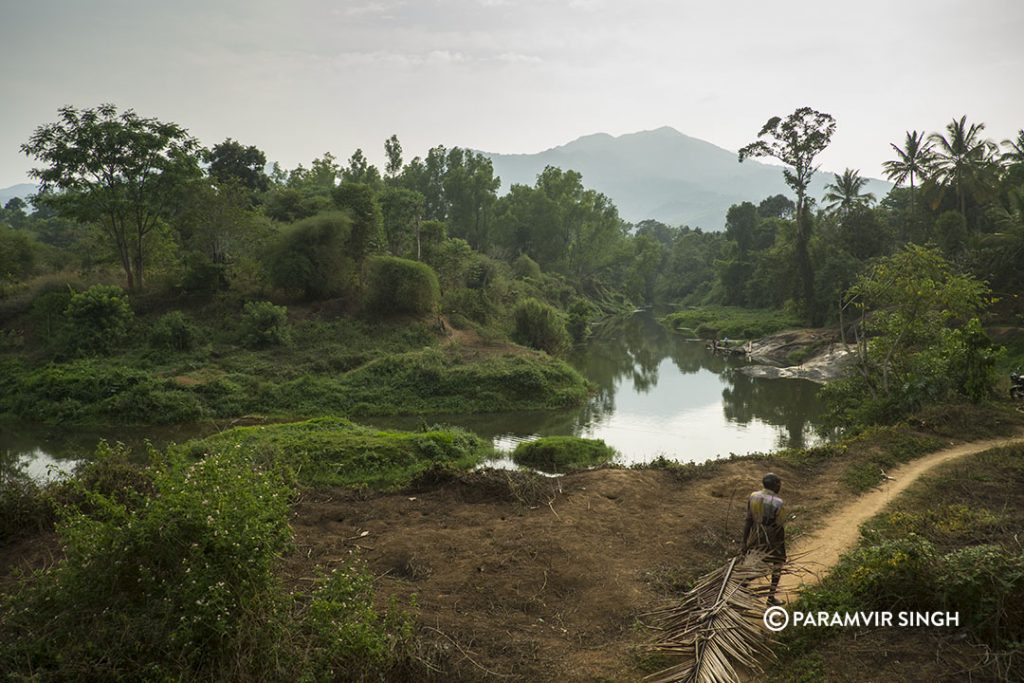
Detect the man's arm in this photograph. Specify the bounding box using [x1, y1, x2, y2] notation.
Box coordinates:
[741, 498, 753, 553]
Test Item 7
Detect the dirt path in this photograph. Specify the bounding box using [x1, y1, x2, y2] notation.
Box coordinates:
[777, 435, 1024, 601]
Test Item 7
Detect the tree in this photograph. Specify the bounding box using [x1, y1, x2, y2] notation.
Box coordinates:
[267, 212, 357, 300]
[341, 149, 382, 187]
[882, 130, 932, 217]
[332, 182, 384, 262]
[823, 168, 876, 216]
[828, 245, 997, 426]
[739, 107, 836, 319]
[172, 179, 271, 291]
[443, 148, 500, 250]
[384, 135, 403, 180]
[207, 138, 269, 193]
[380, 187, 424, 258]
[2, 197, 29, 229]
[980, 183, 1024, 292]
[22, 104, 202, 290]
[928, 116, 995, 228]
[1000, 130, 1024, 166]
[757, 194, 794, 220]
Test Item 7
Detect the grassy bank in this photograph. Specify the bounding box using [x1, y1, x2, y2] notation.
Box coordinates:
[178, 417, 493, 489]
[512, 436, 617, 473]
[660, 306, 803, 340]
[0, 346, 589, 426]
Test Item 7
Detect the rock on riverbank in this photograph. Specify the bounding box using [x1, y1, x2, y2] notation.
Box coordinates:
[739, 329, 855, 384]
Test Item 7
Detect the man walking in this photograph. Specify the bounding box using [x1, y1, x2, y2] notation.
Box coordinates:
[741, 472, 787, 606]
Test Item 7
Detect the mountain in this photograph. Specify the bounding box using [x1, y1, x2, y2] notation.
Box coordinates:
[480, 127, 891, 230]
[0, 183, 37, 207]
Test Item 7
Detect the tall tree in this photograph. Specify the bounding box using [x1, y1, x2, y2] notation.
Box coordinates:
[882, 130, 932, 217]
[341, 149, 382, 188]
[738, 107, 836, 319]
[823, 168, 876, 216]
[927, 116, 995, 227]
[384, 134, 403, 180]
[207, 138, 269, 193]
[21, 104, 202, 290]
[443, 148, 500, 250]
[1001, 130, 1024, 166]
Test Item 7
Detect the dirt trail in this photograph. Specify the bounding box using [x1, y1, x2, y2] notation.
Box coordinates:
[777, 435, 1024, 601]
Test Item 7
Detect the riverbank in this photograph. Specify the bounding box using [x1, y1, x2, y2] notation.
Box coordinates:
[0, 304, 591, 426]
[4, 402, 1021, 681]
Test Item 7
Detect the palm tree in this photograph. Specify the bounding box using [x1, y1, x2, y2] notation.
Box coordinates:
[928, 116, 996, 226]
[982, 183, 1024, 291]
[1002, 130, 1024, 165]
[823, 168, 876, 216]
[882, 130, 932, 216]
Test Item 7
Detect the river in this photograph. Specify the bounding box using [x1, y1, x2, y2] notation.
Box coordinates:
[1, 312, 825, 478]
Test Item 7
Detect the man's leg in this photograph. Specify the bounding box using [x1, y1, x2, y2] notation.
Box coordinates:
[767, 561, 783, 605]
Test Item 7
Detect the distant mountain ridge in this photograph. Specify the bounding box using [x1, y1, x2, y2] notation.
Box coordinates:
[0, 183, 36, 207]
[480, 127, 891, 230]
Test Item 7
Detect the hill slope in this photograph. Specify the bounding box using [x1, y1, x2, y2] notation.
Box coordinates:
[481, 127, 891, 230]
[0, 183, 36, 207]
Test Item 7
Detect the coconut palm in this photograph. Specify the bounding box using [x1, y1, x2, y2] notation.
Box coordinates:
[982, 184, 1024, 291]
[1002, 130, 1024, 166]
[927, 116, 996, 225]
[882, 130, 933, 216]
[644, 552, 782, 683]
[823, 168, 876, 216]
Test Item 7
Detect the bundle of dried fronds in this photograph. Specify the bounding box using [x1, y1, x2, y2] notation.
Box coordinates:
[643, 552, 784, 683]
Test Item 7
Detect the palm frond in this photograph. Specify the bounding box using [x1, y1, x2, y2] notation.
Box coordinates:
[642, 552, 787, 683]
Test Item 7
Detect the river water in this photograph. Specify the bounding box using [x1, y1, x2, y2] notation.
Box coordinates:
[1, 312, 825, 478]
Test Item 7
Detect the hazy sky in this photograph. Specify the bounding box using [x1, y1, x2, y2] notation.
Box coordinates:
[2, 0, 1022, 188]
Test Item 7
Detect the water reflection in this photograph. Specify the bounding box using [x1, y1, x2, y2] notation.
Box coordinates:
[1, 311, 826, 476]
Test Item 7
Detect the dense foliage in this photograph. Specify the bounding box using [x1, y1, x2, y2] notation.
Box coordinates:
[363, 255, 441, 316]
[3, 103, 1024, 432]
[0, 442, 423, 681]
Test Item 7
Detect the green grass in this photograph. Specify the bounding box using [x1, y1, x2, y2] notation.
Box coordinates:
[0, 346, 590, 426]
[660, 306, 803, 340]
[512, 436, 617, 473]
[178, 417, 493, 488]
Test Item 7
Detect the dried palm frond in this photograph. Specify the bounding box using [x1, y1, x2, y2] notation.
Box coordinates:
[642, 551, 787, 683]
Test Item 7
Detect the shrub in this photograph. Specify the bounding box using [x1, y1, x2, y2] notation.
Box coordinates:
[63, 284, 134, 355]
[267, 212, 357, 300]
[567, 298, 595, 343]
[803, 534, 938, 615]
[694, 322, 718, 340]
[512, 436, 617, 473]
[0, 452, 53, 546]
[240, 300, 290, 348]
[297, 562, 417, 679]
[512, 253, 541, 280]
[29, 286, 73, 345]
[939, 545, 1024, 645]
[363, 255, 441, 316]
[511, 297, 570, 355]
[0, 448, 294, 680]
[149, 311, 200, 351]
[0, 225, 36, 280]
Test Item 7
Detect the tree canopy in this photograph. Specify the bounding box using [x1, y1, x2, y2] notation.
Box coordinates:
[21, 104, 202, 289]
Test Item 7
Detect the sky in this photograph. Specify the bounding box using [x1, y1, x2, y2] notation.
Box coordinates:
[2, 0, 1023, 188]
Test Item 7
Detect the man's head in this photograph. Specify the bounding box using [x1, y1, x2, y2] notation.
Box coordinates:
[762, 472, 782, 493]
